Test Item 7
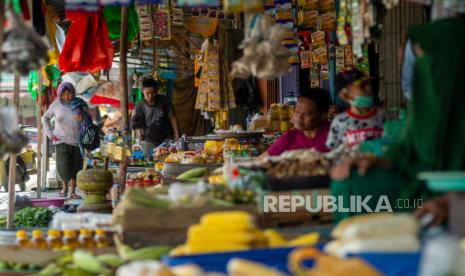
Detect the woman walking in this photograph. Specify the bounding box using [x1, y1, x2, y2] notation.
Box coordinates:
[43, 82, 93, 199]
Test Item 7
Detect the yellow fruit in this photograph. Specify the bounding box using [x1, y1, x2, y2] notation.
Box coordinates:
[187, 231, 256, 245]
[188, 224, 254, 236]
[263, 229, 287, 247]
[200, 211, 255, 228]
[287, 232, 320, 247]
[185, 243, 250, 254]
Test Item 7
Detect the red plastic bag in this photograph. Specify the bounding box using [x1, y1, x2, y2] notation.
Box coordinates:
[59, 10, 114, 73]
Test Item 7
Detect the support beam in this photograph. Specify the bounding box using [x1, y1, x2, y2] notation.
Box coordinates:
[119, 6, 129, 187]
[7, 73, 21, 230]
[36, 68, 43, 199]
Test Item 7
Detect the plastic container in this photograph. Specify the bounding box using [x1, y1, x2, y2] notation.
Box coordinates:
[30, 198, 65, 208]
[47, 229, 63, 250]
[31, 230, 48, 250]
[62, 229, 80, 251]
[94, 229, 109, 249]
[418, 172, 465, 192]
[15, 230, 31, 248]
[168, 183, 200, 202]
[79, 229, 96, 249]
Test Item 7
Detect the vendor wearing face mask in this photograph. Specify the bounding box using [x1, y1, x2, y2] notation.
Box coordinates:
[326, 69, 387, 150]
[262, 88, 331, 158]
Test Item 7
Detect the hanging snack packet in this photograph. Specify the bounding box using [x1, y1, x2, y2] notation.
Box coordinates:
[320, 12, 336, 31]
[298, 10, 318, 28]
[224, 0, 243, 12]
[313, 47, 328, 65]
[244, 0, 264, 13]
[344, 45, 354, 69]
[136, 5, 153, 42]
[300, 48, 312, 69]
[310, 69, 320, 88]
[311, 31, 326, 47]
[298, 0, 319, 10]
[336, 46, 345, 73]
[320, 64, 329, 80]
[320, 0, 335, 12]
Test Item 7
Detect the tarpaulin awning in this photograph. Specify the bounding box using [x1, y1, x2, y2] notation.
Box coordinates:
[90, 94, 135, 109]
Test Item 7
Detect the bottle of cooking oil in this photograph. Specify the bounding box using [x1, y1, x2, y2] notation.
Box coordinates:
[47, 229, 63, 250]
[62, 229, 80, 251]
[31, 230, 48, 250]
[94, 229, 109, 249]
[268, 104, 282, 131]
[280, 104, 293, 132]
[79, 229, 96, 249]
[15, 230, 31, 248]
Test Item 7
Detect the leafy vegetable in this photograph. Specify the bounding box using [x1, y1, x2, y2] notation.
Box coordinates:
[13, 207, 53, 228]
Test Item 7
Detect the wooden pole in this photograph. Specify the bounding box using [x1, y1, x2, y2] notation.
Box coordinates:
[119, 7, 129, 186]
[36, 68, 43, 199]
[7, 73, 21, 230]
[0, 0, 5, 72]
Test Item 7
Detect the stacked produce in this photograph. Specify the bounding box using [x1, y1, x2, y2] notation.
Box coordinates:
[325, 213, 420, 257]
[176, 167, 208, 182]
[171, 211, 320, 256]
[126, 168, 163, 188]
[38, 240, 172, 276]
[0, 207, 53, 228]
[173, 211, 262, 255]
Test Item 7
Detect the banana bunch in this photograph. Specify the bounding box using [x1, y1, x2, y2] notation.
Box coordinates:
[173, 211, 263, 255]
[263, 229, 320, 248]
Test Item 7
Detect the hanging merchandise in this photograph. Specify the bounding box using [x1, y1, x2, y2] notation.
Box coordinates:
[230, 14, 292, 79]
[274, 0, 299, 65]
[320, 12, 336, 32]
[45, 5, 62, 65]
[319, 0, 335, 12]
[356, 44, 370, 74]
[90, 82, 136, 109]
[1, 11, 49, 75]
[195, 40, 221, 112]
[103, 5, 140, 41]
[100, 0, 132, 4]
[135, 4, 153, 42]
[298, 0, 319, 9]
[344, 45, 354, 69]
[177, 0, 220, 7]
[350, 0, 364, 59]
[59, 10, 114, 73]
[312, 46, 328, 65]
[172, 6, 184, 26]
[336, 0, 348, 45]
[311, 30, 326, 47]
[153, 7, 172, 40]
[320, 64, 329, 80]
[298, 9, 318, 28]
[335, 46, 345, 73]
[310, 69, 320, 88]
[298, 31, 312, 69]
[224, 0, 264, 13]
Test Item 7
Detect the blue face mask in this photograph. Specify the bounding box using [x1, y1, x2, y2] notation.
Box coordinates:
[352, 96, 374, 108]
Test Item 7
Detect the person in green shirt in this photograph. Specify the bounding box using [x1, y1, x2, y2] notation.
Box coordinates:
[330, 16, 465, 223]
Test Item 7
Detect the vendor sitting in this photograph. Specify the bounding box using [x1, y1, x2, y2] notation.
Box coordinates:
[326, 69, 387, 150]
[262, 88, 331, 158]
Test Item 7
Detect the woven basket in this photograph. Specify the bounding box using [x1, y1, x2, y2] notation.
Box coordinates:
[162, 163, 223, 178]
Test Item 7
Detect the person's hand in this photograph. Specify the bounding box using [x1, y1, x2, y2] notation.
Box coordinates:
[330, 156, 380, 181]
[330, 156, 355, 181]
[52, 135, 61, 142]
[415, 196, 449, 227]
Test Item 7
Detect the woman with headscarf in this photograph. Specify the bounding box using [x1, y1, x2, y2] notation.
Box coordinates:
[42, 82, 94, 199]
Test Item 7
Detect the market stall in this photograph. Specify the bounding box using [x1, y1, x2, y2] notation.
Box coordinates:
[1, 0, 465, 275]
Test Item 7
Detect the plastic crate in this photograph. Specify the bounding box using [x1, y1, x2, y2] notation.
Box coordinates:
[163, 245, 325, 274]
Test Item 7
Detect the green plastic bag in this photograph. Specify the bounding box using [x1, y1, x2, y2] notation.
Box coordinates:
[103, 5, 139, 41]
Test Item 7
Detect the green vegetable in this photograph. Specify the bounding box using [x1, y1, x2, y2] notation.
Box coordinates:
[39, 263, 62, 276]
[97, 254, 124, 268]
[13, 207, 53, 228]
[72, 250, 106, 274]
[176, 168, 208, 180]
[120, 245, 172, 261]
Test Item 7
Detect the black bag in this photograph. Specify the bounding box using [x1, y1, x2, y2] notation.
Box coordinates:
[235, 77, 261, 112]
[83, 124, 101, 152]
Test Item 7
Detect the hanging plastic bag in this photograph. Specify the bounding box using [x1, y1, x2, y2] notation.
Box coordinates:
[103, 5, 139, 41]
[59, 10, 114, 73]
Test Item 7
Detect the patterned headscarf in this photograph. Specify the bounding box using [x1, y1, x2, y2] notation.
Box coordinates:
[57, 82, 96, 154]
